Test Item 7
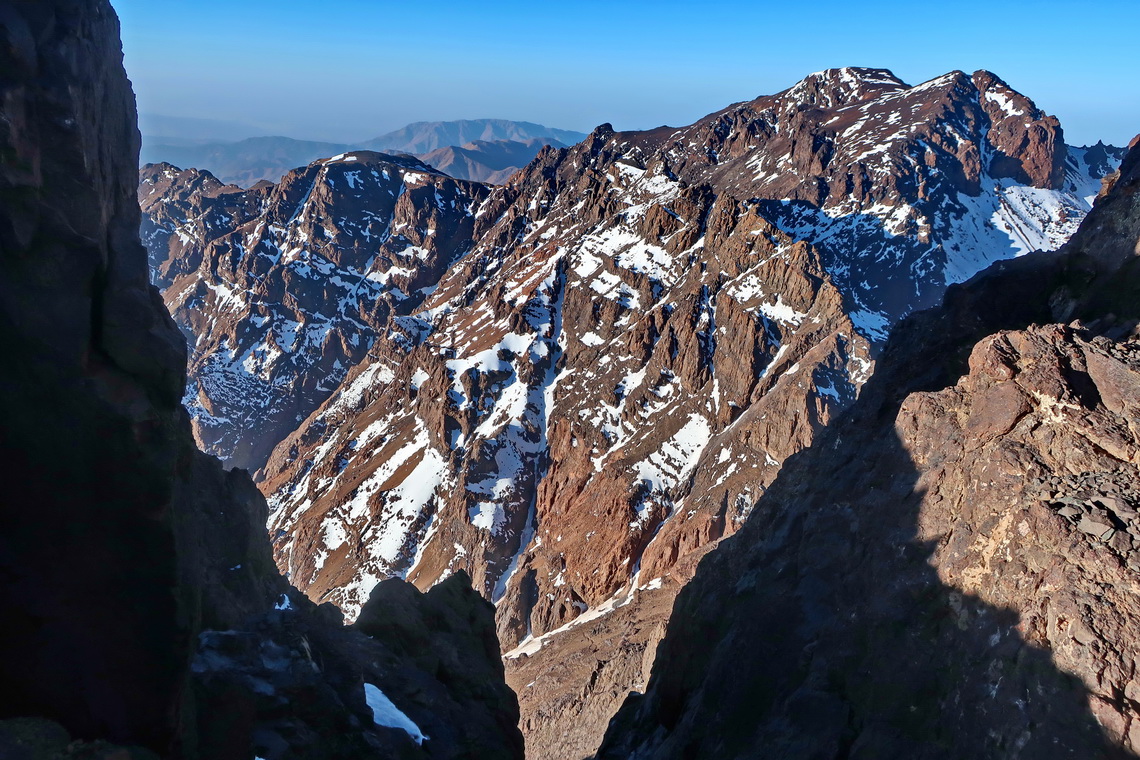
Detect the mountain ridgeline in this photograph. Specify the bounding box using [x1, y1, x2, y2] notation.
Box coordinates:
[361, 119, 587, 154]
[140, 64, 1131, 757]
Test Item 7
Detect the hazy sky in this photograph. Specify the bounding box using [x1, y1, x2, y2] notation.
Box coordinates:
[112, 0, 1139, 147]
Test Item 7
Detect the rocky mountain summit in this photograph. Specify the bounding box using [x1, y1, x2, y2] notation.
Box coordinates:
[599, 140, 1140, 758]
[143, 65, 1124, 757]
[0, 2, 522, 758]
[141, 152, 492, 471]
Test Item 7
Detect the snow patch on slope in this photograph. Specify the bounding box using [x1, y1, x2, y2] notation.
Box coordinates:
[364, 683, 427, 745]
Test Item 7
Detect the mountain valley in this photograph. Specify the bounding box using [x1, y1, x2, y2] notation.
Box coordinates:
[141, 65, 1129, 757]
[4, 1, 1139, 758]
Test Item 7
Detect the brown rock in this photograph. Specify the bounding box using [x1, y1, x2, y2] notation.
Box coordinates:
[142, 65, 1125, 755]
[599, 139, 1140, 759]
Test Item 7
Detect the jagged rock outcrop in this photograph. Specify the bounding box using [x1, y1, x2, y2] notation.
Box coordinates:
[251, 66, 1119, 622]
[352, 571, 523, 757]
[0, 2, 522, 759]
[597, 144, 1140, 758]
[259, 149, 871, 626]
[142, 65, 1125, 758]
[190, 584, 523, 760]
[141, 154, 491, 471]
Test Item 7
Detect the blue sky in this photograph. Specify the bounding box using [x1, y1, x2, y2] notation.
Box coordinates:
[112, 0, 1139, 146]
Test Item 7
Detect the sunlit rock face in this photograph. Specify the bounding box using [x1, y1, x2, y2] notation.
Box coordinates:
[598, 143, 1140, 760]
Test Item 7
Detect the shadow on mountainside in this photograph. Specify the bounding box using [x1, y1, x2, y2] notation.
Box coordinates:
[755, 196, 1035, 325]
[597, 234, 1140, 758]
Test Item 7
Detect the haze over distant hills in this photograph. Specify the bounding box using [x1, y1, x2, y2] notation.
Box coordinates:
[140, 136, 351, 187]
[359, 119, 586, 154]
[140, 118, 589, 186]
[138, 111, 270, 144]
[417, 138, 568, 185]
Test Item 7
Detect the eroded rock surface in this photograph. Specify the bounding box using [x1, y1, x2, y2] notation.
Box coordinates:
[140, 155, 491, 471]
[250, 67, 1118, 628]
[598, 144, 1140, 758]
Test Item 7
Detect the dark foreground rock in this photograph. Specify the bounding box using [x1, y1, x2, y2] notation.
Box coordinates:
[0, 2, 522, 758]
[0, 717, 160, 760]
[598, 147, 1140, 757]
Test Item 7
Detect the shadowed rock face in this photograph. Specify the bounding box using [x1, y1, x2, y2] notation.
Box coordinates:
[0, 2, 523, 759]
[597, 147, 1140, 758]
[0, 0, 223, 745]
[353, 571, 523, 757]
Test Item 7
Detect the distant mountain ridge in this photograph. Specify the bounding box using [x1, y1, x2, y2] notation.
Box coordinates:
[361, 118, 586, 154]
[140, 136, 351, 188]
[417, 137, 570, 184]
[140, 119, 589, 186]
